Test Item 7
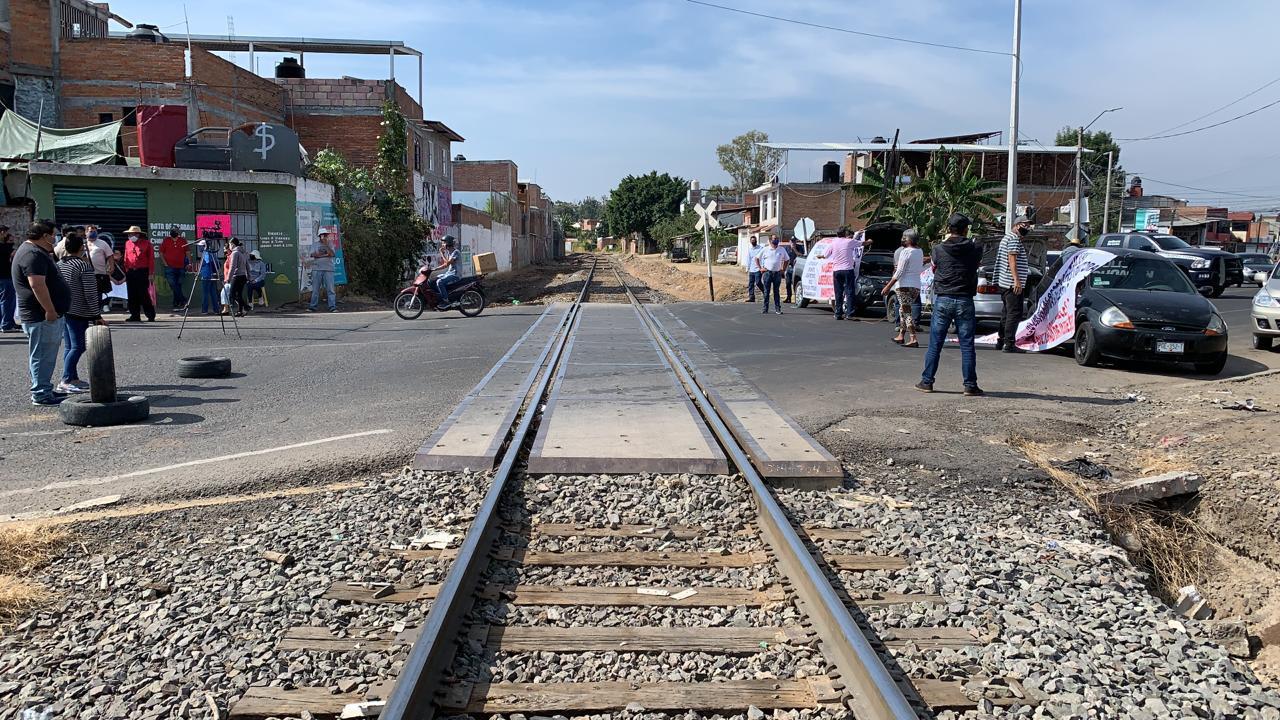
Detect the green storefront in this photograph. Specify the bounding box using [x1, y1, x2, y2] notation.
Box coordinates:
[26, 163, 320, 306]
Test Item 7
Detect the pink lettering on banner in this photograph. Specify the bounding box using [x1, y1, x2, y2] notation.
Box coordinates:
[1011, 249, 1117, 352]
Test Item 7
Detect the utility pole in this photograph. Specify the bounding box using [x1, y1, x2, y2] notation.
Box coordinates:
[1003, 0, 1022, 233]
[1074, 126, 1084, 243]
[1102, 150, 1114, 234]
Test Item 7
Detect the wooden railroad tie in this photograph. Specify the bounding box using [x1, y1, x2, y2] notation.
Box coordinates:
[392, 546, 906, 571]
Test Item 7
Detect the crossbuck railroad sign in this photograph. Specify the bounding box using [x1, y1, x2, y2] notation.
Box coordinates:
[694, 200, 720, 231]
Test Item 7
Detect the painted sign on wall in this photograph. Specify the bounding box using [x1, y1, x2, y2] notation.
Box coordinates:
[297, 201, 346, 287]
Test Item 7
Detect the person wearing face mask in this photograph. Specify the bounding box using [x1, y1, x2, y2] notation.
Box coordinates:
[995, 215, 1033, 353]
[754, 234, 789, 315]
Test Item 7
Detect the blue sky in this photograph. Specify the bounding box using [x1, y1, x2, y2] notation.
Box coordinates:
[112, 0, 1280, 207]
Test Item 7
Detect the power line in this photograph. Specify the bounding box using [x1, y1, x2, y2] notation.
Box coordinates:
[683, 0, 1009, 57]
[1134, 176, 1280, 200]
[1118, 96, 1280, 142]
[1142, 73, 1280, 138]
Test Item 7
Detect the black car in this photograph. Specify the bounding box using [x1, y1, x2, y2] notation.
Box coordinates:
[1073, 248, 1229, 374]
[854, 253, 896, 314]
[1097, 232, 1242, 297]
[669, 247, 691, 263]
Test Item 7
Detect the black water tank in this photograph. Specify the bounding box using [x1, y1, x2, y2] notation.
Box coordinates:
[128, 24, 169, 43]
[275, 58, 305, 79]
[821, 161, 840, 184]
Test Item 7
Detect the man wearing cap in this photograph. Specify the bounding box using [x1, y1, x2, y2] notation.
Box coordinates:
[122, 226, 156, 322]
[159, 228, 190, 312]
[918, 213, 983, 396]
[995, 215, 1033, 353]
[308, 232, 337, 313]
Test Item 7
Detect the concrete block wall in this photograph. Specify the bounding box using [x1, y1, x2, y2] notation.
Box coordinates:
[278, 77, 386, 112]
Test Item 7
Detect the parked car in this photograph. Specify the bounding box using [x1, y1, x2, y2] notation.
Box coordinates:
[791, 222, 905, 315]
[669, 247, 691, 263]
[973, 232, 1048, 323]
[1252, 264, 1280, 350]
[716, 246, 738, 264]
[1097, 232, 1242, 297]
[1073, 248, 1228, 374]
[1237, 253, 1274, 286]
[1254, 263, 1278, 287]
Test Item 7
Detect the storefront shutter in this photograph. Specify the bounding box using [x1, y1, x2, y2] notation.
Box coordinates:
[52, 186, 148, 250]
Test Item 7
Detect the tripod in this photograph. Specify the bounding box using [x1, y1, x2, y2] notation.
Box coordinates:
[177, 243, 241, 339]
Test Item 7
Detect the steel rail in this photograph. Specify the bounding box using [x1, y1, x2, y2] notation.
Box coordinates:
[380, 255, 598, 720]
[611, 263, 918, 720]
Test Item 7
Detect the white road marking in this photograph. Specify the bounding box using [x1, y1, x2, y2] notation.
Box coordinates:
[0, 429, 393, 497]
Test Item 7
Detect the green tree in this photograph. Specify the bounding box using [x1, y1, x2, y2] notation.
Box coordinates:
[603, 171, 687, 241]
[651, 209, 735, 256]
[716, 130, 782, 193]
[1055, 127, 1123, 238]
[848, 151, 1003, 248]
[308, 102, 429, 297]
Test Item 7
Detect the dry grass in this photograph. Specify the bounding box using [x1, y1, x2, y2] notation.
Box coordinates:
[1013, 437, 1214, 598]
[0, 524, 69, 623]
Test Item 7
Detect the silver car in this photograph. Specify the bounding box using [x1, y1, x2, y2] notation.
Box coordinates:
[1252, 266, 1280, 350]
[973, 233, 1048, 322]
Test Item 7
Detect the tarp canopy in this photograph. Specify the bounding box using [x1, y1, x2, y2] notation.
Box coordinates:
[0, 112, 121, 169]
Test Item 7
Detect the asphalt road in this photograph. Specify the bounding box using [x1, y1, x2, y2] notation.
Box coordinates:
[667, 287, 1277, 428]
[0, 306, 546, 518]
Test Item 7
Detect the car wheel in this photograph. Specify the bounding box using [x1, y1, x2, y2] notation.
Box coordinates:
[178, 356, 232, 378]
[1209, 285, 1226, 298]
[1254, 334, 1274, 351]
[1195, 352, 1228, 375]
[797, 297, 810, 309]
[59, 394, 150, 427]
[1074, 321, 1101, 367]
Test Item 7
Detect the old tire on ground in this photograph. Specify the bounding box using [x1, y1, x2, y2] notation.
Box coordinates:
[1254, 334, 1274, 351]
[178, 356, 232, 378]
[85, 325, 117, 403]
[59, 394, 149, 427]
[797, 297, 810, 309]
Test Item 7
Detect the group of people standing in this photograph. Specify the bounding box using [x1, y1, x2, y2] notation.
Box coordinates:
[737, 212, 1041, 397]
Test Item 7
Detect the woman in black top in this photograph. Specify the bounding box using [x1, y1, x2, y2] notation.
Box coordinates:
[56, 235, 105, 394]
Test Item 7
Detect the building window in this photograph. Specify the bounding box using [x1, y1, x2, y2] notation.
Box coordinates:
[428, 141, 435, 172]
[413, 140, 422, 172]
[98, 112, 114, 124]
[120, 107, 137, 127]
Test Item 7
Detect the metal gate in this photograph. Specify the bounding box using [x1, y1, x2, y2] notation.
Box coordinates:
[52, 186, 148, 250]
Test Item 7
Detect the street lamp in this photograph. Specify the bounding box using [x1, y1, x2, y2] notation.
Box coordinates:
[1075, 106, 1122, 242]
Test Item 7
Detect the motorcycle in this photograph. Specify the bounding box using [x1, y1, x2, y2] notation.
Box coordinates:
[394, 260, 487, 319]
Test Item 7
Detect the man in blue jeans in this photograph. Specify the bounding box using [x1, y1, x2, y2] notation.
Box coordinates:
[307, 232, 337, 313]
[918, 213, 984, 396]
[434, 236, 460, 309]
[12, 222, 71, 405]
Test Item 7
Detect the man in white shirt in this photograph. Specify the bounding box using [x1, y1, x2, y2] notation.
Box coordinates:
[754, 235, 789, 315]
[744, 236, 764, 303]
[882, 228, 924, 346]
[85, 225, 114, 302]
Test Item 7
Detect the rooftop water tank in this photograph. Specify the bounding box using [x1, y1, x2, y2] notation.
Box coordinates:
[127, 24, 169, 43]
[275, 58, 305, 79]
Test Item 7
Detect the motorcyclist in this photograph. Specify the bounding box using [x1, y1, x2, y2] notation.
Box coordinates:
[434, 236, 460, 309]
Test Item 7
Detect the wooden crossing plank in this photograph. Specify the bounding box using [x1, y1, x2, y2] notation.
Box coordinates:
[485, 626, 805, 653]
[451, 680, 818, 713]
[881, 627, 978, 649]
[275, 626, 397, 652]
[846, 592, 944, 607]
[803, 527, 872, 541]
[228, 682, 392, 718]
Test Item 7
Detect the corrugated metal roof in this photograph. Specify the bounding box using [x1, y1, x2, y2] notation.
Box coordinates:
[110, 32, 422, 56]
[761, 142, 1088, 155]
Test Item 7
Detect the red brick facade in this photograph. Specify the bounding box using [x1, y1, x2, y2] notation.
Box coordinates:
[454, 160, 518, 194]
[10, 0, 53, 72]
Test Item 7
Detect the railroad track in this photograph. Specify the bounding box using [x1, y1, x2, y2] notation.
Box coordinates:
[381, 259, 913, 720]
[228, 256, 1007, 719]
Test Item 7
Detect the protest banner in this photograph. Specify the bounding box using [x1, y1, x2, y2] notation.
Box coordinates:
[970, 248, 1117, 351]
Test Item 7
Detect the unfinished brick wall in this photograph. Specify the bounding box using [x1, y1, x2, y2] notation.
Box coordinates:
[278, 77, 386, 111]
[453, 204, 492, 229]
[780, 184, 865, 239]
[290, 113, 383, 168]
[454, 160, 518, 194]
[10, 0, 53, 71]
[0, 29, 12, 83]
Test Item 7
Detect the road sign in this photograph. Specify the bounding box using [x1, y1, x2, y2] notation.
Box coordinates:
[694, 200, 720, 231]
[794, 217, 815, 241]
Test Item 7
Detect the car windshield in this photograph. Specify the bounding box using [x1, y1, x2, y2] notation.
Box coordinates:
[1151, 235, 1191, 250]
[1087, 257, 1197, 294]
[861, 256, 895, 276]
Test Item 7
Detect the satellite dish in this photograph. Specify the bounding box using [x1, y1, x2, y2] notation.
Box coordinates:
[793, 217, 816, 242]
